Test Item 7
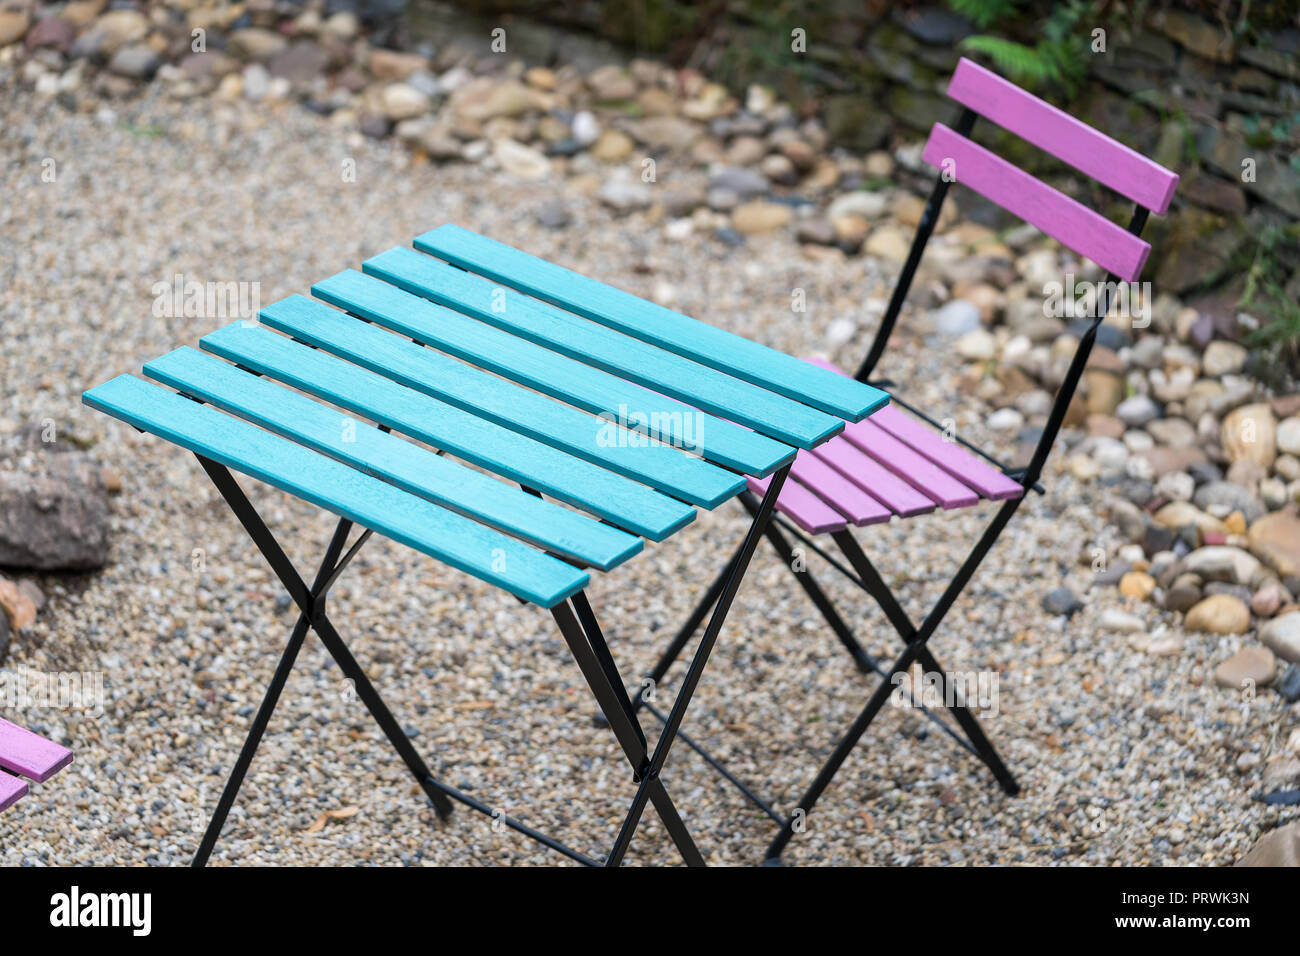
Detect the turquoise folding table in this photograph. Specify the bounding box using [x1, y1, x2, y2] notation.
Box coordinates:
[84, 225, 888, 866]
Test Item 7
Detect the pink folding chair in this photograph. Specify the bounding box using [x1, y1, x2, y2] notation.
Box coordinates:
[644, 57, 1179, 862]
[0, 717, 73, 812]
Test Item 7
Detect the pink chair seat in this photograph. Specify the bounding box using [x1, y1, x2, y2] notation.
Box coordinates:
[746, 359, 1024, 535]
[0, 717, 73, 812]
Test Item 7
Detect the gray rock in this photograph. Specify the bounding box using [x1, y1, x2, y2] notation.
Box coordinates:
[1238, 820, 1300, 865]
[1276, 663, 1300, 702]
[266, 40, 331, 86]
[0, 610, 8, 665]
[571, 110, 600, 146]
[1185, 545, 1262, 585]
[107, 43, 160, 79]
[597, 169, 651, 211]
[535, 200, 570, 229]
[1260, 613, 1300, 663]
[931, 299, 981, 337]
[706, 187, 740, 212]
[1116, 394, 1160, 427]
[0, 429, 110, 571]
[1192, 480, 1264, 522]
[1042, 587, 1082, 617]
[707, 166, 768, 199]
[242, 63, 271, 101]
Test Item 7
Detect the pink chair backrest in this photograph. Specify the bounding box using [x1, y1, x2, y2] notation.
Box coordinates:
[922, 58, 1179, 282]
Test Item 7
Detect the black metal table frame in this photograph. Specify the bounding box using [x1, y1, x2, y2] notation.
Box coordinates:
[190, 452, 791, 867]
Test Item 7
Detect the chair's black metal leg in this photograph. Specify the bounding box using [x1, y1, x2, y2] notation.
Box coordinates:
[739, 493, 876, 673]
[831, 530, 1019, 796]
[192, 515, 356, 866]
[766, 496, 1024, 861]
[195, 456, 455, 821]
[606, 464, 792, 867]
[765, 637, 926, 862]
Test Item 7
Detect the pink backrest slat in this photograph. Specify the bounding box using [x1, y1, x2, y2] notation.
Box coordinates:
[812, 436, 937, 517]
[747, 473, 848, 535]
[869, 405, 1023, 500]
[843, 417, 980, 509]
[947, 58, 1178, 215]
[789, 451, 893, 525]
[922, 123, 1151, 281]
[0, 769, 28, 812]
[0, 718, 74, 783]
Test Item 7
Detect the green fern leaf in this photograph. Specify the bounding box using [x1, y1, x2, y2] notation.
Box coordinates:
[959, 36, 1051, 85]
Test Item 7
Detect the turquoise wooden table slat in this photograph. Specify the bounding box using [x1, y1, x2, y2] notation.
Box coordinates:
[363, 245, 845, 450]
[255, 295, 744, 508]
[199, 322, 695, 540]
[144, 347, 642, 571]
[81, 375, 590, 607]
[313, 268, 794, 478]
[414, 224, 891, 423]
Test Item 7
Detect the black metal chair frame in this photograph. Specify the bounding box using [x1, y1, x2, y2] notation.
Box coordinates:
[643, 106, 1152, 863]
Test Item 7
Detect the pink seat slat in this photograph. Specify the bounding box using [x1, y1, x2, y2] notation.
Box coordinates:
[843, 419, 980, 509]
[0, 770, 28, 812]
[947, 58, 1179, 215]
[922, 123, 1151, 282]
[748, 473, 848, 535]
[811, 435, 938, 517]
[0, 718, 73, 783]
[869, 404, 1023, 501]
[789, 450, 893, 526]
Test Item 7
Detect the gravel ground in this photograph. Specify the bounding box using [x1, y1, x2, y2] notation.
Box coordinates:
[2, 84, 1293, 866]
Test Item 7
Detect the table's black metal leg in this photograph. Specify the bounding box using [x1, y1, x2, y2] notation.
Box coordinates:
[191, 515, 355, 867]
[551, 600, 705, 866]
[308, 610, 454, 818]
[195, 456, 454, 823]
[605, 463, 792, 867]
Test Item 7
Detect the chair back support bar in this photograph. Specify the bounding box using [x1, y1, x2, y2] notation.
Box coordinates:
[946, 57, 1179, 215]
[856, 57, 1178, 384]
[921, 123, 1152, 282]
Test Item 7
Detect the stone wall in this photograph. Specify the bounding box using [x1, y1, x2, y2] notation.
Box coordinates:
[435, 1, 1300, 311]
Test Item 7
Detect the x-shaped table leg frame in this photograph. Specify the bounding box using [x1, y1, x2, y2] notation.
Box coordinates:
[548, 462, 792, 866]
[191, 455, 455, 866]
[190, 454, 791, 867]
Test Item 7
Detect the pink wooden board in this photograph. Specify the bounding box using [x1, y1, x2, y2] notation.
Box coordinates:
[0, 770, 27, 812]
[748, 473, 848, 535]
[0, 718, 73, 783]
[811, 435, 938, 517]
[922, 123, 1151, 282]
[801, 357, 978, 508]
[843, 419, 979, 509]
[946, 58, 1178, 215]
[869, 404, 1023, 500]
[789, 450, 893, 526]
